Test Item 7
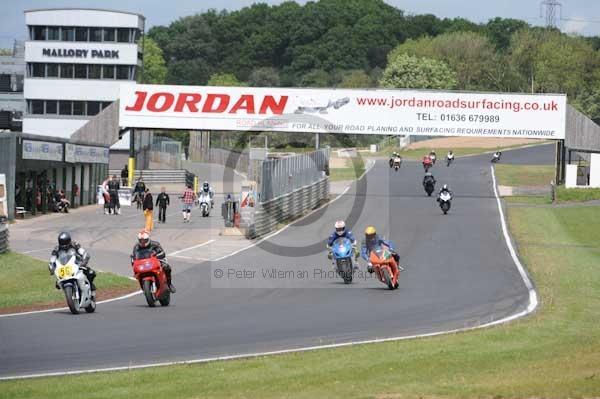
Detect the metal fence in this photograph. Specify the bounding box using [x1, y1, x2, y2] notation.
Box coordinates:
[259, 148, 330, 202]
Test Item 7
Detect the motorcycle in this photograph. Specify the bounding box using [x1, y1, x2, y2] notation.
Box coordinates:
[132, 249, 171, 307]
[491, 152, 502, 163]
[423, 180, 436, 197]
[438, 191, 452, 214]
[446, 156, 454, 167]
[198, 192, 211, 217]
[423, 157, 433, 172]
[51, 248, 96, 314]
[430, 154, 437, 164]
[393, 156, 402, 171]
[330, 237, 356, 284]
[367, 244, 399, 290]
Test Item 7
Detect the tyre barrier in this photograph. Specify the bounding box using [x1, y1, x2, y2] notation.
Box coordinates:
[0, 218, 8, 254]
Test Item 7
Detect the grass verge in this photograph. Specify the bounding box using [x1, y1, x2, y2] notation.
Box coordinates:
[0, 251, 138, 311]
[329, 157, 365, 181]
[2, 204, 600, 397]
[494, 164, 555, 187]
[556, 187, 600, 203]
[503, 195, 551, 205]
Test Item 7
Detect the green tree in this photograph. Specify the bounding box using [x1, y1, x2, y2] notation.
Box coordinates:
[248, 67, 280, 87]
[338, 70, 372, 88]
[485, 17, 529, 51]
[139, 37, 167, 84]
[299, 69, 331, 87]
[572, 89, 600, 120]
[380, 53, 457, 90]
[207, 73, 245, 86]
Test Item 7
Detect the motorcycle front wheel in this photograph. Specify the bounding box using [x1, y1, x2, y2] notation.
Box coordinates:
[63, 285, 79, 314]
[383, 268, 394, 290]
[142, 280, 156, 307]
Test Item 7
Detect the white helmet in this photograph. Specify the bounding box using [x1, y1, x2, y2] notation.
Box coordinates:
[334, 220, 346, 236]
[137, 229, 151, 248]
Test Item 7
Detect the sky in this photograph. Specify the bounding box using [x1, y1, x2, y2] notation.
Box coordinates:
[2, 0, 600, 48]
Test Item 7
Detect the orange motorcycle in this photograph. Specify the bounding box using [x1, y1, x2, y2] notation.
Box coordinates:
[368, 244, 400, 290]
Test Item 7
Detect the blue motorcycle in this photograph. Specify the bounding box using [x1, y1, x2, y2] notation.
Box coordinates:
[331, 237, 355, 284]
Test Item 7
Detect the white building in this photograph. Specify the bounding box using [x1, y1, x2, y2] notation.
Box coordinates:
[23, 8, 144, 138]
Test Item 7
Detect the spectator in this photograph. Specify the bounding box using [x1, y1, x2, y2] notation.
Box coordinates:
[143, 188, 154, 231]
[180, 184, 196, 223]
[121, 164, 129, 187]
[155, 187, 170, 224]
[107, 174, 121, 215]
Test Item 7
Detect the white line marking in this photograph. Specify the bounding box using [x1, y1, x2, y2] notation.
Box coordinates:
[170, 239, 216, 256]
[0, 290, 142, 319]
[0, 161, 537, 379]
[490, 164, 538, 312]
[171, 255, 210, 261]
[20, 247, 55, 254]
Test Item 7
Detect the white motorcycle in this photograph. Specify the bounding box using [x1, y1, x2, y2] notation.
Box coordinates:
[198, 192, 211, 217]
[50, 248, 96, 314]
[438, 191, 453, 215]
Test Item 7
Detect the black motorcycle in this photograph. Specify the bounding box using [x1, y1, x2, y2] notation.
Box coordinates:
[423, 180, 436, 197]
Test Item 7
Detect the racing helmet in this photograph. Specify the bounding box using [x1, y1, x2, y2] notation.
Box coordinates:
[58, 232, 72, 249]
[137, 230, 151, 248]
[334, 220, 346, 236]
[364, 226, 377, 249]
[202, 181, 209, 192]
[442, 184, 448, 191]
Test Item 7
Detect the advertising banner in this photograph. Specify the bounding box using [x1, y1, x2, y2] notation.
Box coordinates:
[22, 140, 63, 161]
[66, 144, 109, 164]
[120, 84, 567, 139]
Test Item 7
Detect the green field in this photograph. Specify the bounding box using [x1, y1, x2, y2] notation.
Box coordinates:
[0, 251, 138, 310]
[2, 204, 599, 398]
[329, 157, 366, 181]
[556, 187, 600, 203]
[494, 164, 555, 187]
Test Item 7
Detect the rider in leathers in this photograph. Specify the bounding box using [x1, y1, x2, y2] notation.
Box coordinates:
[107, 175, 121, 214]
[360, 226, 403, 273]
[131, 230, 176, 293]
[49, 232, 96, 292]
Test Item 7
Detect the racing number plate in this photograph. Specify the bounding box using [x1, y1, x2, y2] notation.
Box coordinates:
[58, 266, 72, 278]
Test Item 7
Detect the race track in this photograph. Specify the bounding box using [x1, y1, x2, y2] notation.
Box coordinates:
[0, 145, 552, 379]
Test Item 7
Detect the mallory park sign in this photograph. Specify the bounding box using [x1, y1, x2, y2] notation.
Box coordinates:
[42, 48, 119, 59]
[119, 84, 567, 140]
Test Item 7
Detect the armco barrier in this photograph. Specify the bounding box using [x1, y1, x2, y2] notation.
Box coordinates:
[0, 219, 8, 254]
[246, 177, 329, 238]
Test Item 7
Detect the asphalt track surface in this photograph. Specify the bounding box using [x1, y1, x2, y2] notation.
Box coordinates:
[0, 145, 553, 378]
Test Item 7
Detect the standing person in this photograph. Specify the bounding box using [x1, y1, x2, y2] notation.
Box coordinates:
[180, 184, 196, 223]
[107, 175, 121, 215]
[156, 187, 170, 224]
[120, 164, 128, 187]
[133, 177, 146, 210]
[142, 188, 154, 232]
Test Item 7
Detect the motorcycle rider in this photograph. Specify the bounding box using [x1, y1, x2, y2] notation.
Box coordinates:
[131, 229, 176, 293]
[447, 150, 454, 162]
[49, 232, 96, 293]
[133, 177, 146, 209]
[107, 174, 121, 215]
[200, 181, 214, 209]
[360, 226, 402, 273]
[437, 184, 453, 201]
[423, 171, 436, 187]
[492, 150, 502, 162]
[326, 220, 358, 260]
[429, 149, 437, 163]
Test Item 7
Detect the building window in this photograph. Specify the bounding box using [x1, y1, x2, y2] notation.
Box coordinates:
[117, 65, 130, 80]
[59, 100, 72, 115]
[33, 26, 46, 40]
[103, 65, 115, 79]
[32, 63, 45, 78]
[117, 28, 130, 43]
[47, 26, 60, 41]
[88, 64, 101, 79]
[75, 27, 88, 42]
[102, 101, 112, 110]
[74, 64, 87, 79]
[89, 27, 102, 42]
[47, 63, 59, 77]
[103, 28, 115, 42]
[61, 27, 75, 41]
[31, 100, 44, 114]
[60, 64, 74, 78]
[46, 100, 58, 114]
[87, 101, 101, 116]
[73, 101, 85, 115]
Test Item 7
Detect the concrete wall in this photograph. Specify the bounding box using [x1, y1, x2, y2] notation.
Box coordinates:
[247, 177, 328, 238]
[71, 100, 120, 146]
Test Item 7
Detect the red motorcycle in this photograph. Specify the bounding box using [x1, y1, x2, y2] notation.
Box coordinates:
[132, 249, 171, 307]
[422, 156, 433, 172]
[368, 244, 400, 290]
